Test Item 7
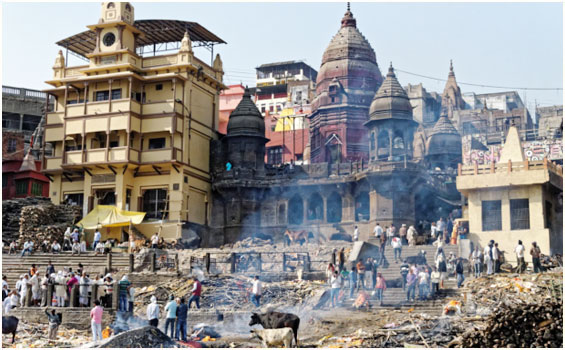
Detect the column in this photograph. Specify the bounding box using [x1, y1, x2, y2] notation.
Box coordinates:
[19, 114, 24, 130]
[83, 82, 89, 115]
[108, 79, 113, 112]
[322, 195, 327, 223]
[388, 129, 393, 161]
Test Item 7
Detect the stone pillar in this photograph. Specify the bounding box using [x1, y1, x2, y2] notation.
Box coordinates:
[282, 253, 287, 272]
[150, 252, 156, 272]
[205, 253, 211, 274]
[257, 253, 262, 273]
[47, 283, 54, 307]
[322, 196, 327, 223]
[129, 253, 134, 273]
[91, 283, 98, 307]
[19, 114, 24, 131]
[303, 198, 308, 223]
[388, 129, 394, 161]
[230, 253, 236, 273]
[107, 252, 113, 272]
[25, 284, 33, 306]
[112, 281, 119, 309]
[369, 190, 378, 222]
[70, 284, 79, 307]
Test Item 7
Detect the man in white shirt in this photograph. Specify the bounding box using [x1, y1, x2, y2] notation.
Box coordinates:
[51, 241, 61, 254]
[373, 223, 383, 238]
[151, 234, 159, 249]
[251, 276, 262, 307]
[418, 270, 429, 301]
[483, 240, 494, 275]
[147, 296, 160, 327]
[515, 240, 526, 273]
[353, 226, 359, 241]
[93, 230, 102, 251]
[330, 271, 342, 308]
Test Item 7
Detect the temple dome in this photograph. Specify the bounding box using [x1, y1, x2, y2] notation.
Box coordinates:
[426, 115, 461, 156]
[368, 64, 413, 121]
[312, 6, 382, 110]
[226, 88, 265, 138]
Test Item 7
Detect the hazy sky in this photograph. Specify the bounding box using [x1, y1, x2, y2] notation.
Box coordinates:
[2, 1, 563, 113]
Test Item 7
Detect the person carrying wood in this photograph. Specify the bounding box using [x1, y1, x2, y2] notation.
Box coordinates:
[45, 309, 62, 342]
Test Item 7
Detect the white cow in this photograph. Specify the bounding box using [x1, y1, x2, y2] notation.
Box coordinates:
[251, 327, 295, 348]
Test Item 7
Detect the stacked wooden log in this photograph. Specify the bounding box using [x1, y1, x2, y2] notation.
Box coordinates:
[2, 197, 52, 244]
[17, 202, 82, 247]
[460, 300, 563, 348]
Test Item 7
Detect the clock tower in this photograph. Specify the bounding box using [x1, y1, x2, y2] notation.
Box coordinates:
[87, 2, 142, 65]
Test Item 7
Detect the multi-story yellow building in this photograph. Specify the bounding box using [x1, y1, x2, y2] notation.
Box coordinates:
[42, 2, 226, 240]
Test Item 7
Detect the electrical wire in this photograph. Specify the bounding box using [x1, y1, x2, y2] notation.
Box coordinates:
[395, 68, 563, 91]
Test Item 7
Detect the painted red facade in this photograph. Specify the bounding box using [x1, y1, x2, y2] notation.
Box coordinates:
[2, 159, 50, 199]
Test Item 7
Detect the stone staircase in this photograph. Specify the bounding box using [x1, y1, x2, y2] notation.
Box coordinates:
[2, 252, 131, 283]
[342, 242, 463, 309]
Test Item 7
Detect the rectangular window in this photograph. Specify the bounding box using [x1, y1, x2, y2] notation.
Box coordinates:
[148, 138, 166, 149]
[143, 188, 168, 219]
[31, 182, 43, 196]
[269, 105, 274, 113]
[111, 88, 122, 100]
[510, 199, 530, 230]
[7, 138, 17, 153]
[156, 84, 163, 91]
[2, 176, 8, 188]
[261, 105, 266, 113]
[268, 146, 283, 165]
[482, 200, 502, 231]
[96, 91, 109, 101]
[15, 180, 28, 196]
[95, 89, 121, 101]
[65, 193, 84, 206]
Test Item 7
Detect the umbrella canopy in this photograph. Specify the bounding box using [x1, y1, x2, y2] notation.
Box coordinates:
[77, 205, 145, 230]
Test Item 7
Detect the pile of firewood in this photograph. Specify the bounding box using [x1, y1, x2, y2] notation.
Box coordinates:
[18, 203, 82, 247]
[460, 300, 563, 348]
[2, 197, 52, 244]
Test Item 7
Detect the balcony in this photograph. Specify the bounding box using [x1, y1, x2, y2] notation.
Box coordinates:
[86, 149, 105, 163]
[140, 148, 172, 163]
[45, 126, 64, 142]
[142, 100, 175, 115]
[109, 147, 128, 161]
[44, 157, 62, 171]
[65, 150, 83, 165]
[46, 111, 64, 125]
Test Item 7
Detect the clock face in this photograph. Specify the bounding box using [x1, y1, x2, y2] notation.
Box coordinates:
[103, 33, 116, 47]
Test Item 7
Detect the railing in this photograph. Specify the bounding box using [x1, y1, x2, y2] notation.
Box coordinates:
[46, 112, 64, 125]
[86, 149, 105, 163]
[458, 158, 563, 177]
[142, 100, 174, 115]
[109, 147, 128, 161]
[142, 54, 178, 68]
[65, 150, 82, 165]
[140, 148, 172, 163]
[3, 85, 48, 100]
[44, 157, 63, 170]
[64, 65, 88, 77]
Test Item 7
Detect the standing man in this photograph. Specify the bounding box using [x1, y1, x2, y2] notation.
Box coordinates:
[369, 258, 377, 289]
[436, 218, 445, 242]
[515, 240, 526, 273]
[93, 228, 101, 252]
[379, 232, 387, 265]
[337, 248, 345, 272]
[456, 258, 465, 288]
[386, 226, 394, 245]
[330, 271, 342, 308]
[151, 233, 159, 249]
[400, 260, 410, 291]
[430, 267, 440, 299]
[430, 222, 438, 244]
[391, 237, 402, 263]
[471, 246, 482, 278]
[399, 224, 407, 245]
[251, 276, 262, 307]
[374, 273, 386, 306]
[353, 226, 359, 242]
[418, 269, 429, 301]
[175, 298, 188, 341]
[128, 284, 135, 313]
[71, 229, 80, 244]
[164, 295, 178, 338]
[147, 296, 160, 327]
[188, 277, 202, 309]
[90, 300, 103, 342]
[483, 240, 494, 275]
[45, 309, 61, 342]
[493, 243, 502, 273]
[356, 260, 366, 290]
[405, 270, 417, 303]
[46, 261, 55, 276]
[118, 275, 131, 312]
[373, 223, 383, 238]
[530, 242, 542, 273]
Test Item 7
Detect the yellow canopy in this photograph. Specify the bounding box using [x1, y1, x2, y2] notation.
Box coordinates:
[77, 205, 146, 230]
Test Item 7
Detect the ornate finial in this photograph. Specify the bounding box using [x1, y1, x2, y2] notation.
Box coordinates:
[341, 2, 356, 27]
[347, 2, 350, 12]
[450, 59, 453, 72]
[179, 31, 192, 53]
[387, 62, 395, 76]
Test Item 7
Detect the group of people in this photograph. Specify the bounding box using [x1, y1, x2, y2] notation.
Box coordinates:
[1, 261, 135, 314]
[326, 257, 387, 307]
[146, 277, 202, 342]
[7, 227, 118, 256]
[470, 240, 545, 277]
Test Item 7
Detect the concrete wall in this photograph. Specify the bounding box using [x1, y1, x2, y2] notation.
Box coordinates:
[465, 184, 555, 263]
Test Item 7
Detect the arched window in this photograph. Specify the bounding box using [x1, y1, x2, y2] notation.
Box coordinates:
[107, 2, 115, 9]
[355, 192, 370, 221]
[327, 192, 342, 223]
[393, 135, 404, 149]
[308, 193, 323, 221]
[125, 3, 131, 11]
[377, 130, 389, 159]
[370, 133, 375, 151]
[288, 195, 303, 225]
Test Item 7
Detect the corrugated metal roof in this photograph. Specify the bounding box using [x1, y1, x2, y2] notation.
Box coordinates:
[56, 19, 225, 58]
